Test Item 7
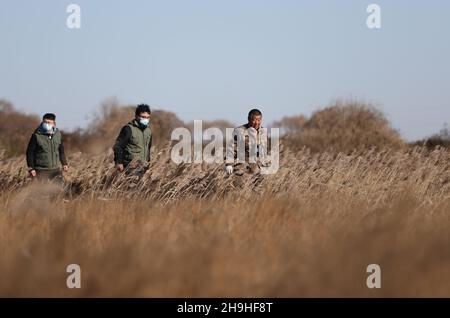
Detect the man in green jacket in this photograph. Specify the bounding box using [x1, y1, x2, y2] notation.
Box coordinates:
[113, 104, 152, 176]
[26, 113, 69, 182]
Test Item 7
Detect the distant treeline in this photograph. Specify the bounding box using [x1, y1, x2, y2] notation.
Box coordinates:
[0, 98, 448, 159]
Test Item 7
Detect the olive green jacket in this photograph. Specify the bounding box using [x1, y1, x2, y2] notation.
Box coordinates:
[26, 127, 67, 170]
[113, 119, 152, 166]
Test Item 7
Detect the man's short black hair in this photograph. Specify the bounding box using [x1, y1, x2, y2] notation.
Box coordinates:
[248, 108, 262, 120]
[135, 104, 151, 117]
[43, 113, 56, 121]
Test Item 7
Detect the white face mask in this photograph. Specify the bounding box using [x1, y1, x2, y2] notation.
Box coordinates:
[42, 122, 54, 132]
[139, 118, 150, 126]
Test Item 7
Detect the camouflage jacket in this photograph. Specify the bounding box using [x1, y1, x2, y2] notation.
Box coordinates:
[225, 124, 269, 174]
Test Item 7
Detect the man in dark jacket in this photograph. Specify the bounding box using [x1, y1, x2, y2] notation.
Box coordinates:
[113, 104, 152, 176]
[26, 113, 69, 182]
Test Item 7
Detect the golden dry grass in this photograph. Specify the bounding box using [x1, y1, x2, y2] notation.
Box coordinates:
[0, 146, 449, 297]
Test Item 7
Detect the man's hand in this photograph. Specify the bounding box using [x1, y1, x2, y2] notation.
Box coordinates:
[29, 169, 37, 178]
[116, 164, 124, 172]
[63, 165, 69, 172]
[225, 165, 233, 175]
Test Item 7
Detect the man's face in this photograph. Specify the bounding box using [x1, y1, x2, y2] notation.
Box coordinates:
[248, 115, 262, 130]
[43, 119, 56, 127]
[137, 112, 151, 121]
[137, 112, 151, 126]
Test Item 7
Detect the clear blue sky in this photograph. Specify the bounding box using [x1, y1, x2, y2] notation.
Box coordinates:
[1, 0, 449, 140]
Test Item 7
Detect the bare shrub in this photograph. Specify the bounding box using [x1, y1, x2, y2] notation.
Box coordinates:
[277, 100, 405, 153]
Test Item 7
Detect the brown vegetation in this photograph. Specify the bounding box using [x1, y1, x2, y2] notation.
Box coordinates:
[277, 100, 406, 153]
[0, 100, 40, 158]
[0, 99, 449, 297]
[65, 98, 187, 154]
[411, 124, 450, 150]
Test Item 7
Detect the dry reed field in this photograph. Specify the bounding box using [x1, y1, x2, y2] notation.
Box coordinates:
[0, 145, 449, 297]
